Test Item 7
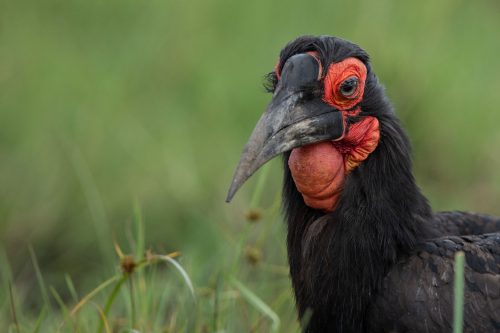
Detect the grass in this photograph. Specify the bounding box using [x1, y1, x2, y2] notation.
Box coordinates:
[453, 251, 465, 333]
[2, 171, 301, 332]
[1, 0, 499, 331]
[2, 212, 471, 332]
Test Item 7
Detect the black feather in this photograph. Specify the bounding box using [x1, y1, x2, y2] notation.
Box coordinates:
[273, 35, 500, 332]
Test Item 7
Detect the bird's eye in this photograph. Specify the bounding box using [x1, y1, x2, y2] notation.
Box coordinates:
[323, 57, 366, 110]
[339, 77, 359, 98]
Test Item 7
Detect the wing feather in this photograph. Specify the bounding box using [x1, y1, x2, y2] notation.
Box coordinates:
[368, 233, 500, 333]
[433, 211, 500, 236]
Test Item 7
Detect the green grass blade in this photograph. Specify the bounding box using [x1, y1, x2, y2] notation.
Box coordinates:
[132, 201, 145, 328]
[28, 245, 50, 308]
[69, 145, 112, 266]
[453, 251, 465, 333]
[230, 276, 280, 333]
[49, 287, 70, 318]
[49, 286, 74, 333]
[213, 274, 222, 332]
[0, 247, 14, 290]
[89, 302, 111, 333]
[133, 200, 145, 261]
[97, 274, 128, 333]
[152, 281, 173, 330]
[249, 163, 270, 209]
[156, 255, 195, 301]
[8, 282, 20, 333]
[70, 275, 120, 316]
[64, 274, 79, 304]
[128, 277, 137, 329]
[31, 305, 47, 333]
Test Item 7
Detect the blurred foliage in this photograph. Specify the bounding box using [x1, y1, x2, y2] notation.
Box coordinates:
[1, 0, 500, 331]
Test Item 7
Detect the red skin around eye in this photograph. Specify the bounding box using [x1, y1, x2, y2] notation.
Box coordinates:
[323, 57, 367, 110]
[274, 59, 281, 80]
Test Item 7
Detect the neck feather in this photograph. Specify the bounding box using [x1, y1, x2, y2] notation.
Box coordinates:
[282, 112, 433, 332]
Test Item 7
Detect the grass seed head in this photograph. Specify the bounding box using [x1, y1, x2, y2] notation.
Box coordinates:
[244, 245, 262, 265]
[120, 255, 136, 274]
[245, 209, 262, 223]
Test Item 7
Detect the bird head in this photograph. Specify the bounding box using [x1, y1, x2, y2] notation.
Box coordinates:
[227, 36, 384, 212]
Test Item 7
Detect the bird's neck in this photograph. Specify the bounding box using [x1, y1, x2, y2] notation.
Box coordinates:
[282, 114, 433, 332]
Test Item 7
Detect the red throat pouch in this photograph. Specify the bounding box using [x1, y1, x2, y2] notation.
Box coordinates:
[288, 116, 380, 212]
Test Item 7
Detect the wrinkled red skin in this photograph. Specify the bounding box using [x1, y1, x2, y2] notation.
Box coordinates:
[289, 117, 379, 212]
[289, 141, 345, 211]
[288, 57, 380, 212]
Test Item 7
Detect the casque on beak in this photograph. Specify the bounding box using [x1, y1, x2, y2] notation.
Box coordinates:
[226, 53, 345, 202]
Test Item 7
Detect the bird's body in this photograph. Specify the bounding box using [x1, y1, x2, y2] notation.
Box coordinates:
[433, 211, 500, 236]
[369, 232, 500, 332]
[227, 36, 500, 332]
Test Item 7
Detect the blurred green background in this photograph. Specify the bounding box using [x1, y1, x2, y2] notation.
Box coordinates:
[1, 0, 500, 331]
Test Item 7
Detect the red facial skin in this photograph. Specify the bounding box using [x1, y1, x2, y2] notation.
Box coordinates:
[323, 57, 367, 110]
[288, 57, 380, 212]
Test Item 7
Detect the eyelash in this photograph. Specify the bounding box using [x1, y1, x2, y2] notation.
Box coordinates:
[264, 72, 278, 93]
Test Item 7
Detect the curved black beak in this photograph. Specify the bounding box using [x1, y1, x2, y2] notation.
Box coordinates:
[226, 53, 345, 202]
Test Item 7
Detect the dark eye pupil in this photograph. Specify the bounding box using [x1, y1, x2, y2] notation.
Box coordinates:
[340, 77, 359, 97]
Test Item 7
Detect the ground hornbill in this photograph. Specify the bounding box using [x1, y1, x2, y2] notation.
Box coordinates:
[226, 36, 500, 332]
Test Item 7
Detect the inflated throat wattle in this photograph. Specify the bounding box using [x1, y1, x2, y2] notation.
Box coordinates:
[288, 116, 380, 212]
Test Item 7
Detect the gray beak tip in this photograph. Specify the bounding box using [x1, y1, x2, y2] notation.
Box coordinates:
[225, 190, 234, 203]
[225, 171, 246, 203]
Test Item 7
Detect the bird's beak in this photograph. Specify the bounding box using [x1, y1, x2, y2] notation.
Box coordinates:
[226, 53, 344, 202]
